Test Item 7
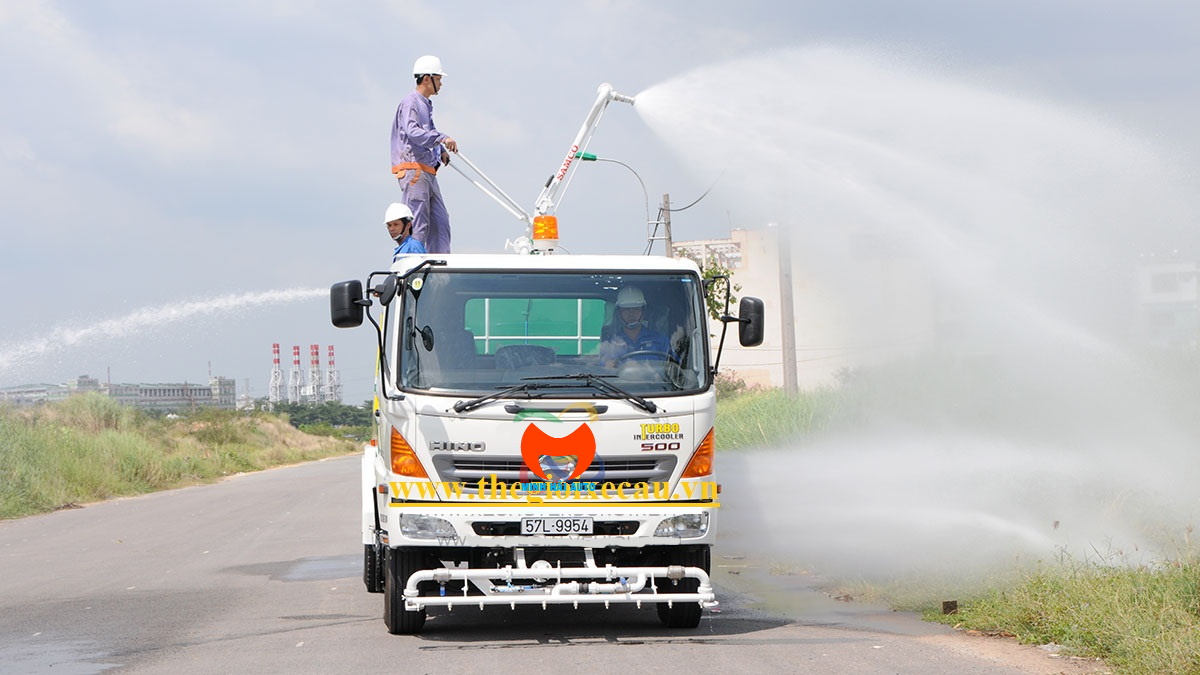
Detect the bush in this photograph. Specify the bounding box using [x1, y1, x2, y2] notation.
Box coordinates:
[713, 371, 747, 397]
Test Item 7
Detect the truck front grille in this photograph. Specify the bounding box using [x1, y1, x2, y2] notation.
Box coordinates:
[432, 456, 676, 491]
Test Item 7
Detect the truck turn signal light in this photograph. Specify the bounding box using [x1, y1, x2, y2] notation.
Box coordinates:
[681, 428, 714, 478]
[390, 426, 429, 478]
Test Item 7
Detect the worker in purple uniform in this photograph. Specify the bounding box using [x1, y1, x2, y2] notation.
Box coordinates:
[385, 202, 427, 264]
[391, 55, 457, 254]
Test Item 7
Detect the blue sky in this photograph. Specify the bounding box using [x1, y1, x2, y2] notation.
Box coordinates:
[1, 0, 1197, 404]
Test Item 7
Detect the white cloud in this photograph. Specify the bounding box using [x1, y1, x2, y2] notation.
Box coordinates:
[0, 1, 220, 159]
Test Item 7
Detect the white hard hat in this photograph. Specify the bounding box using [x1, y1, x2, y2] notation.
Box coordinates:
[412, 55, 446, 76]
[384, 202, 413, 224]
[615, 287, 646, 308]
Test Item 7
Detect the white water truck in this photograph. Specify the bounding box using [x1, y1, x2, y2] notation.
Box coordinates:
[330, 84, 765, 634]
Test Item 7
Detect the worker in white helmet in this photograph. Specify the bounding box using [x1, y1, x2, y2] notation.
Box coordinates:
[385, 202, 426, 263]
[598, 286, 676, 368]
[390, 55, 457, 254]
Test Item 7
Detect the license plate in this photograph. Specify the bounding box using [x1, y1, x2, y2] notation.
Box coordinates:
[521, 517, 593, 535]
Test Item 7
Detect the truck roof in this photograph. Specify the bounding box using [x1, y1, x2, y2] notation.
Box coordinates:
[390, 253, 701, 275]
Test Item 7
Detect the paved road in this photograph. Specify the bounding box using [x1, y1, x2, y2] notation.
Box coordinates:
[0, 456, 1104, 674]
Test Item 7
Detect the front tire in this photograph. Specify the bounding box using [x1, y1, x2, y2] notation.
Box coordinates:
[364, 544, 384, 593]
[656, 545, 710, 628]
[384, 547, 427, 634]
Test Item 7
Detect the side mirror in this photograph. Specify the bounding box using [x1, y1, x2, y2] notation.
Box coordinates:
[330, 280, 364, 328]
[738, 297, 764, 347]
[374, 274, 399, 306]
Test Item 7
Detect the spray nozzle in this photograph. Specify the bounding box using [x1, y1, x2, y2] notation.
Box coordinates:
[598, 83, 635, 106]
[573, 152, 598, 161]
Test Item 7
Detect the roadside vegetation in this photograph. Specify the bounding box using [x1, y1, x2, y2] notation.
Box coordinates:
[0, 393, 359, 520]
[269, 400, 373, 442]
[712, 372, 845, 450]
[924, 550, 1200, 674]
[713, 374, 1200, 674]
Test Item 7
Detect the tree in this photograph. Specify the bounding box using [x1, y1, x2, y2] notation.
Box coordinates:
[273, 401, 372, 429]
[680, 252, 742, 322]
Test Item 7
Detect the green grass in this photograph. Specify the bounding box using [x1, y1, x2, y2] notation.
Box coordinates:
[926, 551, 1200, 674]
[714, 386, 845, 450]
[0, 394, 356, 520]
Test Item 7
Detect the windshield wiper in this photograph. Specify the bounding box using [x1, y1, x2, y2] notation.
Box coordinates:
[534, 373, 658, 414]
[453, 383, 543, 413]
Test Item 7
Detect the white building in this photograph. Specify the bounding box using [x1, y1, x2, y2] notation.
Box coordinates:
[1136, 255, 1199, 351]
[674, 227, 937, 390]
[1, 375, 237, 412]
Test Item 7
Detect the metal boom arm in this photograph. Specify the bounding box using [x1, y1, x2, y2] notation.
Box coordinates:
[533, 83, 635, 217]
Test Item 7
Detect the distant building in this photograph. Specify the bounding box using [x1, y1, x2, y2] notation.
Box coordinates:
[1136, 255, 1199, 351]
[67, 374, 102, 393]
[673, 227, 936, 390]
[673, 237, 743, 271]
[0, 383, 71, 406]
[0, 375, 237, 412]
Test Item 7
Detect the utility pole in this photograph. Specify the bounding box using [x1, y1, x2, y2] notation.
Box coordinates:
[776, 223, 799, 396]
[661, 193, 673, 256]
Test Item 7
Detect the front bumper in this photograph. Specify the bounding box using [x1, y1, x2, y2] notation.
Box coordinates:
[378, 503, 718, 548]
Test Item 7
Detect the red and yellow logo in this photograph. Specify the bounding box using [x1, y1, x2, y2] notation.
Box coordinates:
[519, 423, 595, 482]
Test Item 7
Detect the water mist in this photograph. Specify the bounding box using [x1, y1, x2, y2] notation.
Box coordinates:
[0, 288, 327, 380]
[635, 47, 1200, 580]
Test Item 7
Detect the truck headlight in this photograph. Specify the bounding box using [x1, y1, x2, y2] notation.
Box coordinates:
[399, 514, 458, 540]
[653, 513, 709, 538]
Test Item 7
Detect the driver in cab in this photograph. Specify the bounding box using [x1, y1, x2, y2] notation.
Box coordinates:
[599, 287, 675, 368]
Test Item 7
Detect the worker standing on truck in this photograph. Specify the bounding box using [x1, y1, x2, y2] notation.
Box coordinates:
[599, 286, 675, 367]
[391, 54, 457, 254]
[385, 202, 426, 263]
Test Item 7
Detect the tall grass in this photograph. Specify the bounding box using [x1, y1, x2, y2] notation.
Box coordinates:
[714, 386, 845, 450]
[927, 551, 1200, 674]
[0, 394, 356, 519]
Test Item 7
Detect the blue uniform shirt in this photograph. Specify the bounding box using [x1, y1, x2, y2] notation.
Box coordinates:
[392, 235, 428, 263]
[599, 325, 675, 364]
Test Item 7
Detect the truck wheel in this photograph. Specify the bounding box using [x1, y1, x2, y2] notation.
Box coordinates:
[363, 544, 384, 593]
[656, 545, 710, 628]
[384, 547, 427, 634]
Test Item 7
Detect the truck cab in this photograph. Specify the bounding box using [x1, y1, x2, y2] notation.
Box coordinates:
[331, 252, 763, 634]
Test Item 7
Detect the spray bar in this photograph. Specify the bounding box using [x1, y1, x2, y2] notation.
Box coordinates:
[444, 152, 532, 224]
[403, 563, 715, 611]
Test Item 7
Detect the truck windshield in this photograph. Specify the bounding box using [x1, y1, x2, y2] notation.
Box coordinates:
[392, 270, 709, 397]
